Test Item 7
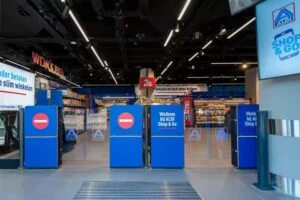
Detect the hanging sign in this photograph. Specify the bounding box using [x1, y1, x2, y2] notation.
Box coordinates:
[32, 52, 65, 78]
[139, 77, 156, 89]
[135, 84, 207, 96]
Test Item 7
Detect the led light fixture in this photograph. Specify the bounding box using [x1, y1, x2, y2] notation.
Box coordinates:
[227, 17, 256, 39]
[104, 60, 108, 66]
[164, 30, 174, 47]
[109, 69, 118, 85]
[68, 10, 90, 42]
[91, 46, 105, 67]
[202, 40, 213, 50]
[188, 52, 199, 62]
[177, 0, 192, 21]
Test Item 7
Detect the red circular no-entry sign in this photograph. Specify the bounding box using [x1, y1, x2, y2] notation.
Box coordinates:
[118, 112, 134, 129]
[32, 113, 49, 130]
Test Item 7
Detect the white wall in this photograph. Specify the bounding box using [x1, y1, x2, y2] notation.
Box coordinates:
[260, 75, 300, 119]
[245, 68, 260, 103]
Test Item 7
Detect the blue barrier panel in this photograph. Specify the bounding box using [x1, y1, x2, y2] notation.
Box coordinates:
[237, 104, 259, 168]
[110, 105, 143, 168]
[24, 106, 59, 168]
[151, 105, 184, 168]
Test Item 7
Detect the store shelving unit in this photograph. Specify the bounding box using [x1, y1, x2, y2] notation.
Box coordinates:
[51, 90, 86, 134]
[194, 99, 249, 127]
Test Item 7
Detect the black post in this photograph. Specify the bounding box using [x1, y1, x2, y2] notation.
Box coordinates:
[253, 111, 274, 190]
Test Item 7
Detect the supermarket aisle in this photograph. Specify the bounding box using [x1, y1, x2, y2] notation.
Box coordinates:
[185, 127, 231, 168]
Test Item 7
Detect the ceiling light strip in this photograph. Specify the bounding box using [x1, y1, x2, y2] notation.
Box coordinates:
[4, 59, 31, 71]
[227, 17, 256, 39]
[68, 10, 90, 42]
[188, 52, 199, 62]
[177, 0, 192, 21]
[104, 60, 108, 67]
[160, 61, 173, 76]
[109, 69, 118, 85]
[202, 40, 213, 50]
[164, 30, 174, 47]
[91, 46, 105, 67]
[61, 77, 81, 87]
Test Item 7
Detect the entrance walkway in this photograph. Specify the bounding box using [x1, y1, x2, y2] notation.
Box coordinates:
[0, 168, 295, 200]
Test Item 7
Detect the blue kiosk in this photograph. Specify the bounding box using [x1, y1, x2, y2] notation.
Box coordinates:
[110, 105, 143, 168]
[231, 104, 259, 168]
[151, 105, 184, 168]
[24, 106, 62, 169]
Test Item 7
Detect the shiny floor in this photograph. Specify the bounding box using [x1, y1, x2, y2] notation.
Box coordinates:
[0, 168, 298, 200]
[0, 128, 298, 200]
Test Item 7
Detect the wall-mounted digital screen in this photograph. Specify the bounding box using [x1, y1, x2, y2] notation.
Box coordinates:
[229, 0, 263, 15]
[257, 0, 300, 80]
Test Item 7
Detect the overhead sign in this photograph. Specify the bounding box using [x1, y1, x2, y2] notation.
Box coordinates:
[139, 77, 156, 89]
[32, 52, 65, 78]
[257, 0, 300, 79]
[0, 62, 35, 110]
[33, 113, 49, 130]
[151, 105, 184, 136]
[118, 112, 134, 129]
[135, 84, 207, 96]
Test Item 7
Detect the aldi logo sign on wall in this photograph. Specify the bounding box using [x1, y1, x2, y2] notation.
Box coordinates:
[257, 0, 300, 79]
[273, 3, 296, 29]
[139, 77, 156, 89]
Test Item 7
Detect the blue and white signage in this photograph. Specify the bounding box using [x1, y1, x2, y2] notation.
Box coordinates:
[237, 104, 259, 135]
[151, 105, 184, 136]
[257, 1, 300, 79]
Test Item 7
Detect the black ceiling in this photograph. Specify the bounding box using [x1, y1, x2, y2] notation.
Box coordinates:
[0, 0, 257, 85]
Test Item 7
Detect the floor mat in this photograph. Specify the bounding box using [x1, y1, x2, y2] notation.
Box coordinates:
[73, 181, 202, 200]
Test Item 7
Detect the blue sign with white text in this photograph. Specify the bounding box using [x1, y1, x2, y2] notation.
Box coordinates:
[151, 105, 184, 136]
[237, 104, 259, 136]
[257, 0, 300, 79]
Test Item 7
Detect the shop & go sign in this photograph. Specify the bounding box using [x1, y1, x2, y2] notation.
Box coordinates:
[272, 3, 300, 61]
[32, 52, 65, 78]
[151, 105, 184, 135]
[257, 0, 300, 79]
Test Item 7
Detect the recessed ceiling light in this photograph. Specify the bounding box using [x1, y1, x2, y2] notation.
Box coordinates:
[242, 64, 248, 69]
[70, 41, 77, 45]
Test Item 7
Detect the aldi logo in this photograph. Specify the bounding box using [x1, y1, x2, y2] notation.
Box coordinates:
[273, 2, 296, 29]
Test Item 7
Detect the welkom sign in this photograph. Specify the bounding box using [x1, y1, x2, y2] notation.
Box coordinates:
[32, 52, 65, 79]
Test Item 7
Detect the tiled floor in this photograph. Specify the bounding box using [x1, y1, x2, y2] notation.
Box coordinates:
[0, 128, 298, 199]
